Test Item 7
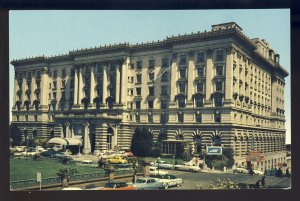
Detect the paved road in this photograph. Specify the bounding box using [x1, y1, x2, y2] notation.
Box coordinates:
[162, 170, 291, 190]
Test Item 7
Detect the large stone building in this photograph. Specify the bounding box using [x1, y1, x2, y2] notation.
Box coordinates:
[11, 22, 288, 171]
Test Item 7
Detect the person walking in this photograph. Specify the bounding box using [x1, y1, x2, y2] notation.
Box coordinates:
[261, 176, 266, 188]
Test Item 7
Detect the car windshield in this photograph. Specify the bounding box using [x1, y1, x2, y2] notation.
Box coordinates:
[161, 175, 169, 179]
[136, 179, 146, 183]
[169, 175, 176, 179]
[104, 183, 116, 188]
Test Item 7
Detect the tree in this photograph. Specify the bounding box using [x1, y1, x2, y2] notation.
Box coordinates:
[131, 127, 153, 157]
[57, 166, 78, 188]
[10, 124, 22, 146]
[223, 148, 235, 168]
[152, 130, 168, 157]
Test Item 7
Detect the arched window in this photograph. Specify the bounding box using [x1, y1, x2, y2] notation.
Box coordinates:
[212, 135, 222, 146]
[176, 134, 184, 140]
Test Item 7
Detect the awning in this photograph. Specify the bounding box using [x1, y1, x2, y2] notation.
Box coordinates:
[48, 138, 82, 146]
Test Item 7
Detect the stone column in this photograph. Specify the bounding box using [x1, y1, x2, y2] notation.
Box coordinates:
[102, 63, 108, 104]
[40, 67, 49, 109]
[82, 122, 91, 154]
[30, 71, 36, 105]
[74, 66, 79, 105]
[187, 51, 195, 105]
[120, 58, 128, 106]
[65, 122, 70, 138]
[224, 47, 234, 106]
[170, 53, 177, 104]
[90, 64, 96, 106]
[13, 74, 18, 108]
[78, 67, 84, 107]
[205, 49, 213, 107]
[115, 62, 121, 104]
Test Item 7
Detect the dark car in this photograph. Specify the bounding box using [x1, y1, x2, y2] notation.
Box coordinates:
[40, 149, 60, 158]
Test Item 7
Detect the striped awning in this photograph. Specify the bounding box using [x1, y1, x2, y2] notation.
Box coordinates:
[48, 138, 82, 146]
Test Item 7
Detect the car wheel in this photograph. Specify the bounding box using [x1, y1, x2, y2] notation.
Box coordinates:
[164, 184, 169, 190]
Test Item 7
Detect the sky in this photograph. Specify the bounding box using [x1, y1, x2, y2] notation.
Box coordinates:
[9, 10, 291, 144]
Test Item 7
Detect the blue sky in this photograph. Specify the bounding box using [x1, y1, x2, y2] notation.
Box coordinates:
[9, 10, 291, 143]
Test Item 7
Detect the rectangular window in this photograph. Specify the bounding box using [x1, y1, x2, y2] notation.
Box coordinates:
[127, 89, 133, 96]
[148, 100, 154, 109]
[128, 76, 134, 83]
[27, 72, 32, 80]
[161, 85, 168, 96]
[53, 81, 57, 89]
[136, 101, 141, 109]
[179, 83, 186, 93]
[216, 65, 224, 76]
[216, 50, 224, 61]
[109, 74, 115, 83]
[136, 114, 140, 123]
[197, 67, 204, 77]
[53, 70, 57, 78]
[196, 114, 202, 123]
[136, 74, 142, 83]
[62, 69, 66, 77]
[130, 63, 135, 69]
[197, 82, 204, 93]
[136, 87, 141, 96]
[178, 97, 186, 108]
[71, 68, 75, 76]
[62, 80, 66, 89]
[179, 55, 187, 66]
[216, 82, 223, 92]
[148, 72, 155, 82]
[161, 72, 169, 82]
[61, 91, 66, 98]
[97, 65, 102, 73]
[162, 58, 169, 68]
[148, 114, 153, 123]
[161, 100, 168, 109]
[36, 71, 41, 79]
[70, 79, 74, 88]
[53, 92, 57, 100]
[160, 114, 168, 124]
[149, 86, 155, 96]
[195, 97, 204, 107]
[137, 61, 142, 69]
[179, 68, 187, 79]
[178, 114, 184, 123]
[197, 52, 205, 63]
[149, 59, 155, 68]
[215, 113, 221, 123]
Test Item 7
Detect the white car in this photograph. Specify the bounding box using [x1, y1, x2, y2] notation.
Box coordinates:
[36, 146, 47, 152]
[174, 164, 201, 172]
[78, 160, 98, 167]
[15, 146, 27, 152]
[149, 166, 169, 176]
[150, 161, 174, 169]
[253, 169, 264, 175]
[152, 174, 183, 189]
[233, 166, 249, 174]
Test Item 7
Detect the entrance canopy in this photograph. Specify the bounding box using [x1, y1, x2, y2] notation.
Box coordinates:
[48, 138, 82, 146]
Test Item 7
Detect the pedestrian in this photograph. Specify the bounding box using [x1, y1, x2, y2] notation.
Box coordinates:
[286, 167, 290, 177]
[254, 179, 261, 189]
[261, 176, 266, 188]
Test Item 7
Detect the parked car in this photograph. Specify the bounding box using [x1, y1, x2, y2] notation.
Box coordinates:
[150, 161, 174, 169]
[100, 151, 117, 159]
[253, 169, 264, 175]
[149, 166, 169, 176]
[99, 182, 136, 190]
[15, 146, 27, 152]
[233, 166, 249, 174]
[78, 160, 98, 167]
[151, 174, 183, 189]
[62, 187, 82, 190]
[40, 149, 60, 158]
[107, 156, 128, 164]
[133, 177, 166, 190]
[35, 146, 47, 153]
[174, 164, 201, 172]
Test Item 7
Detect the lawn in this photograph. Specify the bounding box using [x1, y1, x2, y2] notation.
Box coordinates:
[10, 158, 103, 181]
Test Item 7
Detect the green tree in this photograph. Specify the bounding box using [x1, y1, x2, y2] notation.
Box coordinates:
[131, 127, 153, 157]
[223, 148, 235, 168]
[57, 166, 78, 188]
[10, 124, 22, 146]
[152, 129, 168, 157]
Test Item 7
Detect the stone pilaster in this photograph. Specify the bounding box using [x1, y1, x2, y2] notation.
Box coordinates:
[74, 66, 79, 105]
[120, 58, 128, 106]
[82, 122, 91, 154]
[169, 53, 177, 105]
[224, 47, 234, 106]
[205, 49, 213, 107]
[115, 62, 121, 104]
[102, 63, 108, 104]
[40, 67, 49, 109]
[90, 64, 96, 106]
[78, 67, 84, 107]
[187, 51, 195, 104]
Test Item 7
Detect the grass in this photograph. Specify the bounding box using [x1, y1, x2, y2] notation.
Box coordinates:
[10, 158, 103, 181]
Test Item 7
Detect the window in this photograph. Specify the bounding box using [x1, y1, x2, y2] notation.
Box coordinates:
[62, 80, 66, 89]
[36, 71, 41, 79]
[161, 114, 168, 124]
[216, 65, 224, 76]
[53, 70, 57, 78]
[128, 76, 134, 83]
[161, 72, 169, 82]
[62, 69, 66, 78]
[197, 67, 205, 77]
[148, 114, 153, 123]
[149, 59, 155, 68]
[197, 82, 204, 93]
[212, 135, 221, 146]
[136, 74, 142, 83]
[214, 94, 223, 107]
[61, 91, 66, 99]
[196, 113, 202, 123]
[179, 83, 186, 93]
[136, 101, 141, 109]
[178, 114, 184, 123]
[136, 87, 141, 96]
[71, 68, 75, 76]
[195, 97, 204, 107]
[148, 72, 155, 82]
[178, 96, 185, 108]
[97, 65, 102, 73]
[128, 89, 133, 96]
[27, 72, 32, 80]
[162, 58, 169, 68]
[161, 100, 168, 109]
[53, 92, 57, 100]
[214, 113, 221, 123]
[161, 85, 168, 96]
[149, 86, 154, 96]
[70, 79, 74, 88]
[216, 50, 224, 61]
[197, 52, 205, 63]
[136, 114, 140, 123]
[179, 55, 187, 66]
[216, 82, 223, 92]
[179, 68, 187, 79]
[53, 81, 57, 89]
[130, 63, 134, 69]
[137, 61, 142, 69]
[110, 74, 115, 83]
[148, 100, 154, 109]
